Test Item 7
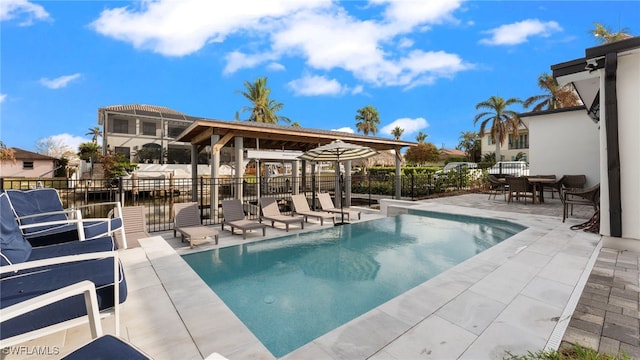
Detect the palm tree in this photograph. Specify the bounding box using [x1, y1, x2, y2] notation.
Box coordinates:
[291, 121, 301, 127]
[237, 76, 290, 124]
[474, 96, 523, 162]
[524, 73, 580, 111]
[416, 131, 427, 143]
[391, 126, 404, 140]
[591, 22, 632, 44]
[457, 131, 479, 161]
[86, 126, 101, 143]
[355, 105, 380, 136]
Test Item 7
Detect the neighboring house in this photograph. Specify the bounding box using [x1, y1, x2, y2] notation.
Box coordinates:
[479, 120, 529, 161]
[98, 104, 206, 164]
[439, 148, 467, 162]
[0, 148, 57, 178]
[550, 36, 640, 244]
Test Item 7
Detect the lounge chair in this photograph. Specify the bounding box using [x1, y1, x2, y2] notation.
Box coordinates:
[506, 176, 535, 204]
[259, 197, 304, 232]
[1, 280, 149, 359]
[563, 183, 600, 222]
[290, 194, 335, 225]
[1, 192, 116, 267]
[221, 199, 267, 240]
[317, 193, 361, 221]
[173, 202, 219, 247]
[110, 205, 150, 249]
[0, 244, 127, 347]
[4, 188, 125, 248]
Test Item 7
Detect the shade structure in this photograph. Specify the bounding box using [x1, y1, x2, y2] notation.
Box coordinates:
[299, 140, 378, 225]
[298, 140, 378, 162]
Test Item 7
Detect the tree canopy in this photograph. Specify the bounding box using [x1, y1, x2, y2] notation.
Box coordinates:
[474, 96, 523, 161]
[355, 105, 381, 136]
[404, 142, 439, 165]
[237, 76, 290, 124]
[524, 73, 580, 111]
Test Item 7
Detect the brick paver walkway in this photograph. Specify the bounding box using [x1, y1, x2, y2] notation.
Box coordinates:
[560, 248, 640, 359]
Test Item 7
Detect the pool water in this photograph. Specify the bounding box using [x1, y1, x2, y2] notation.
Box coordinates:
[182, 212, 525, 357]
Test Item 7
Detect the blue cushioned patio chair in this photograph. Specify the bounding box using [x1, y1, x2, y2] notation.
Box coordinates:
[1, 193, 127, 347]
[1, 192, 116, 268]
[0, 250, 127, 347]
[4, 188, 127, 248]
[1, 280, 148, 359]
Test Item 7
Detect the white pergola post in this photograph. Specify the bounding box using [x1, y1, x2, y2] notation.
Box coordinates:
[292, 160, 300, 195]
[211, 135, 220, 219]
[345, 160, 352, 207]
[334, 162, 341, 207]
[395, 148, 402, 199]
[234, 137, 244, 200]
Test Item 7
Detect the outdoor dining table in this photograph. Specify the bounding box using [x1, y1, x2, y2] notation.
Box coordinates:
[527, 177, 557, 204]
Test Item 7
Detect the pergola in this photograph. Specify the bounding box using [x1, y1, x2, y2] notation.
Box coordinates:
[176, 118, 416, 207]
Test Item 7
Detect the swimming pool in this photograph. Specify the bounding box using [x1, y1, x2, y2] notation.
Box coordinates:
[182, 211, 525, 358]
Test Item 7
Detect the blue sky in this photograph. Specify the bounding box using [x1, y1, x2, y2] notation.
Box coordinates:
[1, 0, 638, 155]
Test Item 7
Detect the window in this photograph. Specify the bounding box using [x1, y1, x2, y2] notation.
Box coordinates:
[22, 161, 34, 169]
[142, 122, 156, 136]
[168, 125, 187, 138]
[487, 135, 495, 145]
[508, 134, 529, 149]
[114, 147, 130, 159]
[113, 119, 129, 134]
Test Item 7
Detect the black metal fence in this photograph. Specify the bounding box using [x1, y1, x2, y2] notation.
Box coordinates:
[2, 169, 489, 233]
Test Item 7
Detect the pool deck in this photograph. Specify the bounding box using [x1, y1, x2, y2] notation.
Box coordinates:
[5, 194, 639, 359]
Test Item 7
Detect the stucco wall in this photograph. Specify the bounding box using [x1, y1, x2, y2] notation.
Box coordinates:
[0, 159, 55, 178]
[605, 50, 640, 241]
[527, 111, 600, 186]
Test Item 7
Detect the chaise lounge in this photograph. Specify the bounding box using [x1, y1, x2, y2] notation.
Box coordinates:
[290, 194, 335, 225]
[259, 197, 304, 232]
[221, 199, 267, 240]
[173, 202, 219, 247]
[317, 192, 361, 221]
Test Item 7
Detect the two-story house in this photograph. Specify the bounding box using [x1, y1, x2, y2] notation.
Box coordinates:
[97, 104, 204, 164]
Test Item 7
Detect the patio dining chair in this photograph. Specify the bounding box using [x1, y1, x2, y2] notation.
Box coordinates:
[487, 175, 507, 201]
[563, 183, 600, 222]
[506, 176, 535, 204]
[259, 197, 304, 232]
[221, 199, 266, 240]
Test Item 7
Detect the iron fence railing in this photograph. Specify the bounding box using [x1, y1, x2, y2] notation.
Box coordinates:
[2, 171, 487, 233]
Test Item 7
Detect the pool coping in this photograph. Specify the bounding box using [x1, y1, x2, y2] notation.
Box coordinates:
[139, 199, 602, 359]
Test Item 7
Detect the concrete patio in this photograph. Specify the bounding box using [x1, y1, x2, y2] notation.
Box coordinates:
[3, 193, 638, 359]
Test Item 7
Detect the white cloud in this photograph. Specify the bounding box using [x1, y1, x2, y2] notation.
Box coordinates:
[0, 93, 6, 103]
[287, 74, 347, 96]
[267, 62, 286, 71]
[331, 127, 354, 133]
[0, 0, 51, 26]
[479, 19, 562, 46]
[51, 134, 88, 152]
[380, 117, 428, 138]
[39, 73, 81, 89]
[90, 0, 470, 89]
[91, 0, 331, 57]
